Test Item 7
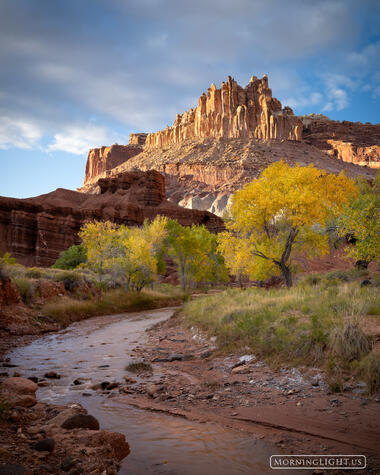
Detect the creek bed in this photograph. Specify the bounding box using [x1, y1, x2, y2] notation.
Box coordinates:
[6, 307, 296, 474]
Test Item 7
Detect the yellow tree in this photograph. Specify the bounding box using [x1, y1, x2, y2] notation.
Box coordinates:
[110, 216, 168, 291]
[78, 220, 116, 284]
[218, 161, 357, 287]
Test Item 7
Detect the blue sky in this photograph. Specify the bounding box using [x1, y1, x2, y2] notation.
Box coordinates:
[1, 0, 379, 198]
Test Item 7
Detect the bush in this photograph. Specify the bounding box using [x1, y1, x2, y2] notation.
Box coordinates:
[53, 244, 87, 270]
[54, 271, 81, 291]
[0, 252, 16, 265]
[330, 322, 372, 363]
[358, 353, 380, 394]
[13, 277, 35, 304]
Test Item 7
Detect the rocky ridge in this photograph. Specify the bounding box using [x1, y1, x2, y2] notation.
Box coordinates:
[81, 137, 376, 216]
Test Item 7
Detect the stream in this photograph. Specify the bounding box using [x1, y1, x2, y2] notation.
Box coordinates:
[5, 307, 296, 474]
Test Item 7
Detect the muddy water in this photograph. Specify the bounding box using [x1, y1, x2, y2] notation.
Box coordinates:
[6, 308, 296, 474]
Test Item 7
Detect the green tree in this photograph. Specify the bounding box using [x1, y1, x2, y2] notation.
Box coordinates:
[218, 161, 358, 287]
[166, 220, 227, 290]
[337, 173, 380, 266]
[52, 244, 87, 270]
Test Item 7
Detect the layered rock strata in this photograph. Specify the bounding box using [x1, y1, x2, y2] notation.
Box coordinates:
[302, 115, 380, 168]
[145, 75, 303, 147]
[81, 137, 376, 216]
[0, 170, 223, 266]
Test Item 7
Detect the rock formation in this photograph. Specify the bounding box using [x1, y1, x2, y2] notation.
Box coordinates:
[145, 75, 303, 147]
[301, 115, 380, 168]
[85, 142, 143, 185]
[0, 170, 223, 267]
[129, 132, 148, 145]
[81, 136, 376, 216]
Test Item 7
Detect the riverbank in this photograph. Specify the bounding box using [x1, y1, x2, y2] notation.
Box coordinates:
[120, 302, 380, 473]
[0, 377, 129, 474]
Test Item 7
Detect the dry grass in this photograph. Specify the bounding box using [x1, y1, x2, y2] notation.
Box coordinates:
[41, 286, 187, 326]
[182, 281, 379, 372]
[358, 353, 380, 394]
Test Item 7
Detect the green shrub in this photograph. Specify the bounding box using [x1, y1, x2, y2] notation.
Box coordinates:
[53, 244, 87, 270]
[0, 252, 16, 265]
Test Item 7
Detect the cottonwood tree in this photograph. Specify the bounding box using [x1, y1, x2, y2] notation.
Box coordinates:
[166, 220, 227, 290]
[79, 220, 116, 285]
[218, 161, 357, 287]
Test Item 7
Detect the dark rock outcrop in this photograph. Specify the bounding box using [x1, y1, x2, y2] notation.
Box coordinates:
[0, 170, 223, 266]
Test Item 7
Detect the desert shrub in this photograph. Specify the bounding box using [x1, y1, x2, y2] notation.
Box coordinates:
[25, 267, 43, 279]
[358, 353, 380, 394]
[13, 277, 35, 304]
[330, 323, 372, 363]
[0, 252, 16, 265]
[54, 271, 81, 291]
[53, 244, 87, 270]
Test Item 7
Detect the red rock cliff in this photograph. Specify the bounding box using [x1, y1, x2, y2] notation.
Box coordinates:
[84, 144, 143, 185]
[145, 75, 303, 147]
[0, 170, 223, 267]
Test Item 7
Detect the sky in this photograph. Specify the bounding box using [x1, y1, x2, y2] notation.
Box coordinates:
[1, 0, 379, 198]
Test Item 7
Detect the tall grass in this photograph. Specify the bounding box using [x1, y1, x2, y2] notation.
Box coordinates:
[41, 286, 187, 326]
[182, 282, 379, 368]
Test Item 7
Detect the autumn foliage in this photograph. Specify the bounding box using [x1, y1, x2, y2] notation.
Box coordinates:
[218, 161, 358, 287]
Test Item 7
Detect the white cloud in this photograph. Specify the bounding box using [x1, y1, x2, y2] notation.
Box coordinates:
[321, 73, 353, 111]
[0, 116, 42, 150]
[284, 92, 323, 110]
[47, 124, 126, 155]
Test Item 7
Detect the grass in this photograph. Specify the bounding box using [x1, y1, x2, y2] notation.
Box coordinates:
[40, 286, 187, 326]
[181, 281, 379, 373]
[358, 353, 380, 394]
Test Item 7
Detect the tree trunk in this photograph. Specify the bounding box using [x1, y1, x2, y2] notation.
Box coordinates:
[281, 264, 293, 288]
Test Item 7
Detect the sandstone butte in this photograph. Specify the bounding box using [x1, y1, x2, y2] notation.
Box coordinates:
[0, 170, 223, 267]
[80, 74, 378, 216]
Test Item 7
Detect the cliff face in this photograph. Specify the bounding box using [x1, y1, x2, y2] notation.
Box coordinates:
[0, 171, 223, 267]
[302, 116, 380, 168]
[79, 73, 379, 216]
[84, 143, 143, 185]
[145, 75, 303, 147]
[81, 137, 376, 216]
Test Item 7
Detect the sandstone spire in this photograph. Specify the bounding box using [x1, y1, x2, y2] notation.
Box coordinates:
[145, 74, 303, 147]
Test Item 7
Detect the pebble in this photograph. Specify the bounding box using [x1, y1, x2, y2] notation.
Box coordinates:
[61, 414, 100, 430]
